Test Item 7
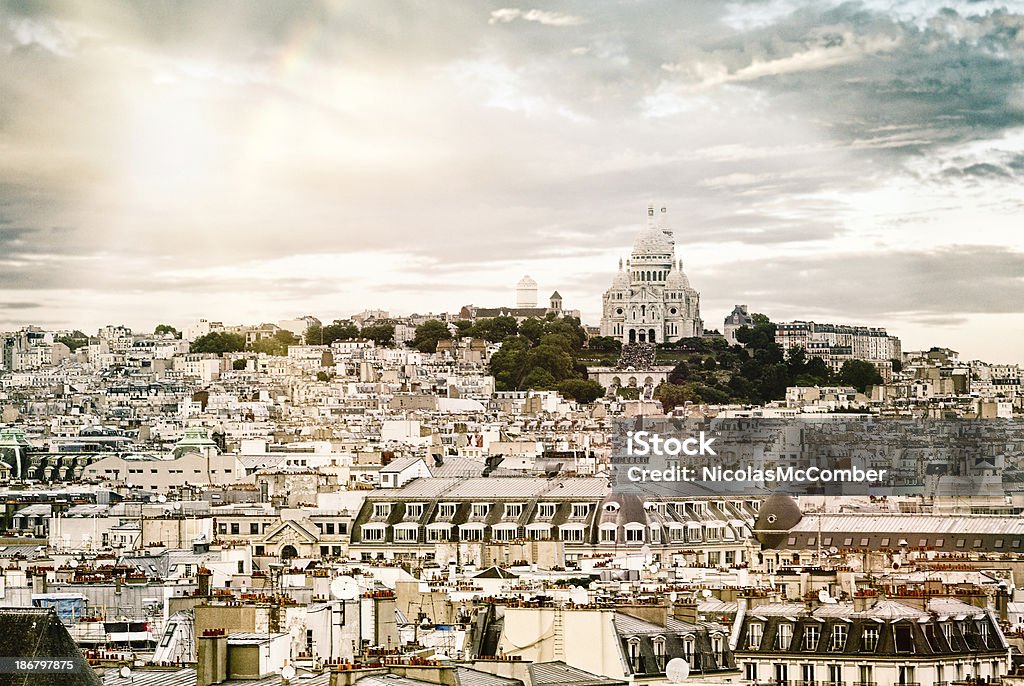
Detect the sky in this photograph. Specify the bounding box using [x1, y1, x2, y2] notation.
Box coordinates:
[2, 0, 1024, 363]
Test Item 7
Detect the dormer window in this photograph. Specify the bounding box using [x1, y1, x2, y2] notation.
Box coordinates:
[538, 503, 557, 518]
[373, 503, 392, 518]
[652, 636, 666, 671]
[438, 503, 457, 518]
[862, 626, 879, 651]
[627, 638, 641, 673]
[748, 622, 763, 649]
[804, 625, 820, 650]
[406, 503, 424, 518]
[504, 503, 523, 518]
[572, 503, 591, 518]
[472, 503, 492, 518]
[777, 623, 793, 650]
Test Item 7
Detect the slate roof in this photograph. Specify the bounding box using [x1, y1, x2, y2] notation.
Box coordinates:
[528, 661, 627, 686]
[0, 608, 102, 685]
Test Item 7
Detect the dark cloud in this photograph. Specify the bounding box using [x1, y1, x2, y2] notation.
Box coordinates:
[699, 245, 1024, 320]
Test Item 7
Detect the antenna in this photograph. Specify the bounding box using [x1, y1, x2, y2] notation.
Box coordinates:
[331, 576, 359, 601]
[282, 665, 296, 681]
[665, 658, 690, 683]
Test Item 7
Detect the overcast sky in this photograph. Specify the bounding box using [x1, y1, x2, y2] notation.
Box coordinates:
[2, 1, 1024, 362]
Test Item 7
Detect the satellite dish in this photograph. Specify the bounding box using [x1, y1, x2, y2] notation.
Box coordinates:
[818, 589, 831, 603]
[119, 666, 132, 678]
[331, 576, 359, 600]
[702, 589, 713, 599]
[665, 658, 690, 683]
[158, 494, 167, 503]
[569, 585, 588, 605]
[68, 560, 79, 569]
[281, 665, 296, 680]
[829, 546, 839, 555]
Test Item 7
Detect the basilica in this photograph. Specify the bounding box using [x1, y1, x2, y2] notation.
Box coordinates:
[599, 206, 702, 344]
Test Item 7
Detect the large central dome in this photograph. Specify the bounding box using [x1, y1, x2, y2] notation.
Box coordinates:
[631, 225, 673, 256]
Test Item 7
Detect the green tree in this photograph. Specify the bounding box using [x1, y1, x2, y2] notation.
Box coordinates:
[306, 321, 361, 346]
[361, 323, 395, 347]
[588, 336, 622, 353]
[55, 331, 90, 351]
[470, 315, 519, 342]
[654, 383, 693, 412]
[837, 360, 883, 392]
[232, 358, 248, 370]
[154, 324, 180, 338]
[316, 371, 333, 382]
[190, 332, 246, 354]
[453, 320, 474, 337]
[518, 318, 545, 346]
[557, 379, 605, 403]
[411, 320, 451, 353]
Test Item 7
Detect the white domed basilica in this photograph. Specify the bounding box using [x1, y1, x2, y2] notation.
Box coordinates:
[599, 206, 702, 344]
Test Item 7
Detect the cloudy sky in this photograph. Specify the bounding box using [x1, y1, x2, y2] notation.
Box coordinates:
[2, 1, 1024, 362]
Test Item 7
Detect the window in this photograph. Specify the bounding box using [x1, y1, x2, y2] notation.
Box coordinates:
[394, 527, 417, 543]
[362, 526, 385, 542]
[438, 503, 457, 518]
[684, 636, 696, 668]
[862, 626, 879, 651]
[894, 623, 914, 652]
[942, 622, 955, 646]
[652, 636, 666, 671]
[461, 527, 483, 541]
[748, 623, 763, 649]
[995, 539, 1004, 548]
[880, 538, 890, 546]
[843, 538, 853, 546]
[858, 665, 873, 685]
[956, 538, 965, 547]
[572, 503, 590, 518]
[471, 503, 491, 518]
[804, 625, 820, 650]
[628, 639, 641, 673]
[373, 503, 392, 518]
[493, 527, 516, 542]
[822, 537, 832, 545]
[538, 503, 557, 518]
[801, 663, 815, 686]
[898, 665, 915, 685]
[426, 527, 447, 542]
[528, 527, 551, 540]
[859, 537, 869, 546]
[934, 538, 944, 546]
[744, 663, 757, 681]
[600, 527, 616, 543]
[230, 523, 239, 535]
[504, 503, 523, 518]
[250, 523, 259, 534]
[406, 503, 424, 518]
[625, 527, 644, 543]
[561, 527, 584, 543]
[774, 664, 788, 685]
[828, 663, 842, 686]
[919, 538, 928, 547]
[777, 623, 793, 650]
[979, 620, 990, 647]
[830, 624, 847, 651]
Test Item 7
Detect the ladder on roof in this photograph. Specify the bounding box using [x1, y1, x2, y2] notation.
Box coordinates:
[552, 606, 564, 658]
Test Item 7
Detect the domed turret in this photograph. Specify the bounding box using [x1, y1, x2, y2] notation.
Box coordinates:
[515, 275, 538, 308]
[611, 258, 629, 289]
[665, 258, 690, 289]
[753, 493, 803, 548]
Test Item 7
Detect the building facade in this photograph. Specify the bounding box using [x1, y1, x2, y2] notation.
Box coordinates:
[600, 207, 702, 344]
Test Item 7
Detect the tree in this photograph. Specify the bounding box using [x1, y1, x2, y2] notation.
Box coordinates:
[190, 332, 246, 354]
[316, 371, 333, 382]
[837, 360, 883, 392]
[232, 358, 247, 370]
[154, 324, 180, 338]
[361, 323, 395, 347]
[249, 330, 299, 356]
[56, 331, 90, 351]
[470, 315, 519, 342]
[557, 379, 605, 404]
[306, 321, 360, 346]
[587, 336, 622, 353]
[890, 358, 903, 374]
[654, 383, 693, 412]
[411, 320, 451, 353]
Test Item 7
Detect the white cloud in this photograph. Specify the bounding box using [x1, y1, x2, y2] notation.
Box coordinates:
[489, 8, 584, 27]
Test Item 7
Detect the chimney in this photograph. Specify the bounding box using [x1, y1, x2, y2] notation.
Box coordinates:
[670, 601, 698, 625]
[197, 629, 229, 686]
[198, 567, 212, 597]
